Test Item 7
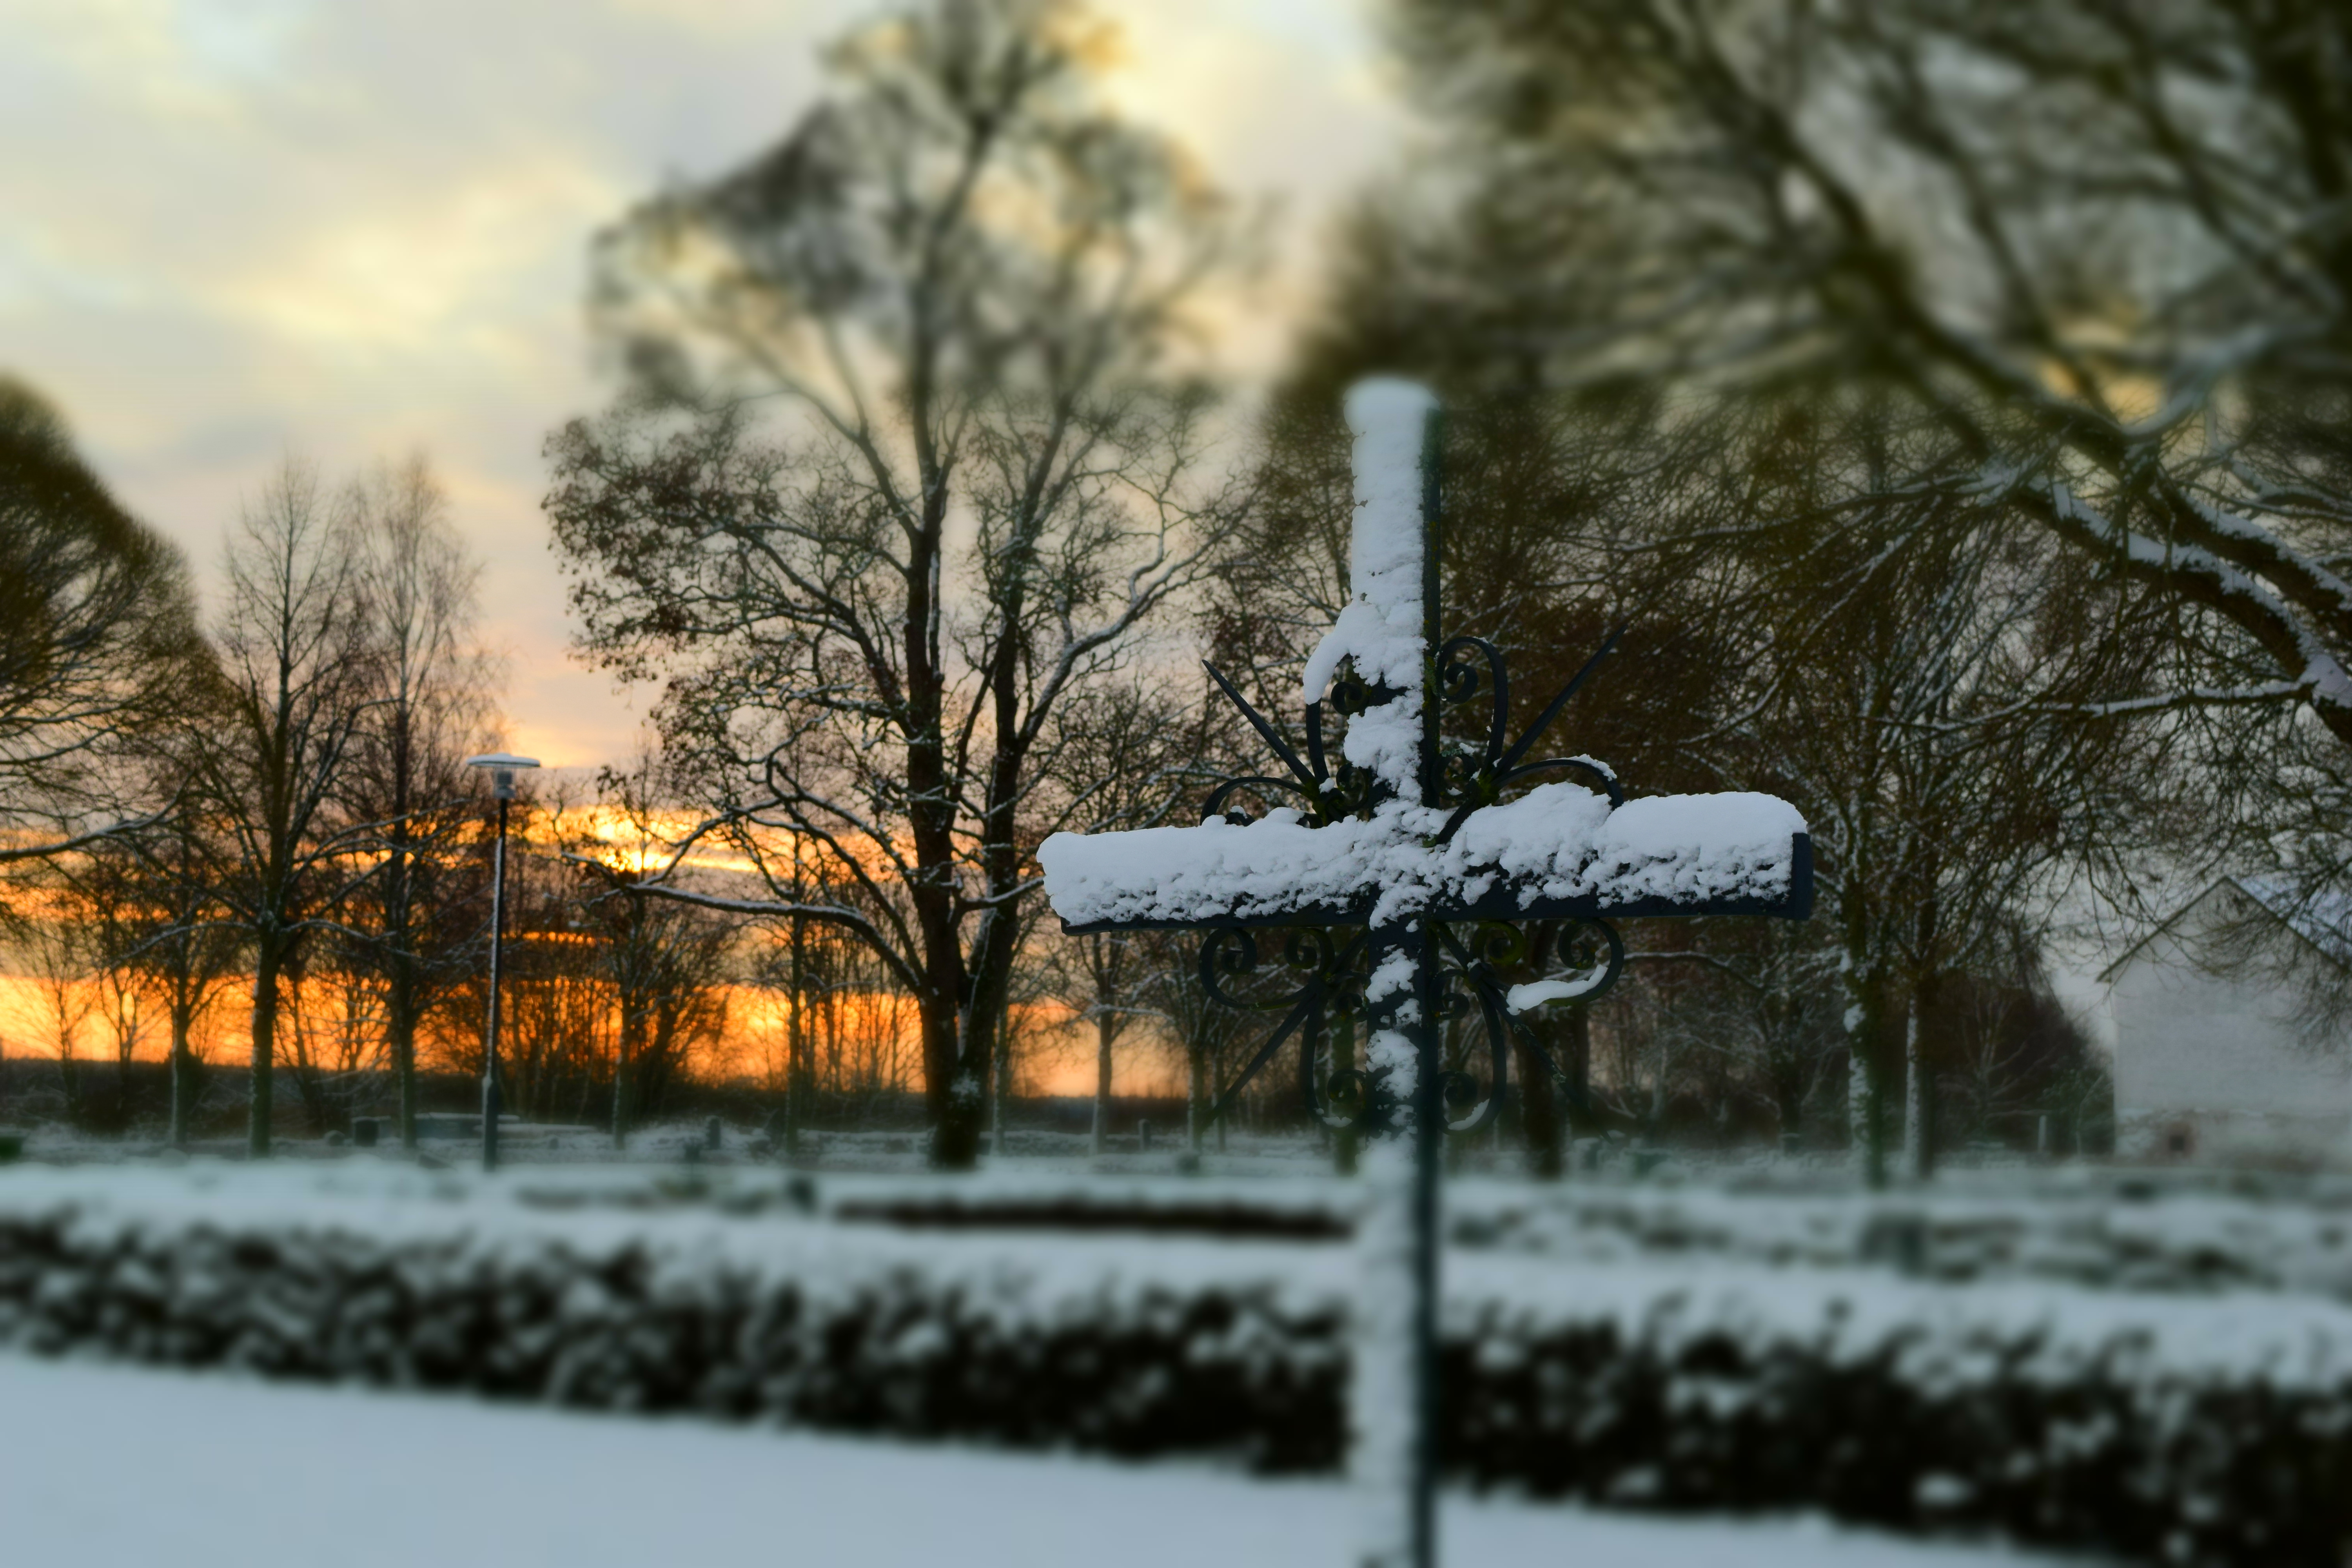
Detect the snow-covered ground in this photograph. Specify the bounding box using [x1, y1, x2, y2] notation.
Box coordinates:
[0, 1355, 2094, 1568]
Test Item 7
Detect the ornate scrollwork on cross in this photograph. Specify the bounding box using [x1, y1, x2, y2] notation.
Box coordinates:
[1180, 626, 1646, 1140]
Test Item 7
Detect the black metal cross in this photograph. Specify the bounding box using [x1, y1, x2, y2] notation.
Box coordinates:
[1038, 380, 1812, 1568]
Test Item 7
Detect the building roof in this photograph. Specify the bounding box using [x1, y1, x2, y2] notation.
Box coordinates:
[2098, 876, 2352, 985]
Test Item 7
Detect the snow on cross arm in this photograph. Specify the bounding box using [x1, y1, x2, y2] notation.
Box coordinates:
[1037, 784, 1809, 932]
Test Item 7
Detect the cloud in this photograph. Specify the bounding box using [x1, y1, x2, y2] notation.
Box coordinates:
[3, 0, 1400, 769]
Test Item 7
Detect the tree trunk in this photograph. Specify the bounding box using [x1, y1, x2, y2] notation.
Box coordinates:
[167, 996, 196, 1147]
[249, 944, 280, 1158]
[787, 903, 807, 1160]
[384, 940, 418, 1153]
[1564, 1004, 1592, 1147]
[1330, 1017, 1360, 1177]
[612, 999, 642, 1151]
[919, 941, 978, 1167]
[1902, 993, 1926, 1180]
[1515, 1015, 1562, 1180]
[1847, 991, 1893, 1191]
[991, 1011, 1010, 1158]
[1091, 1012, 1113, 1157]
[115, 1020, 135, 1129]
[1777, 1077, 1805, 1151]
[940, 899, 1020, 1170]
[384, 820, 419, 1152]
[926, 1037, 983, 1166]
[1186, 1036, 1205, 1153]
[1646, 1039, 1668, 1143]
[1841, 879, 1893, 1188]
[1910, 972, 1940, 1181]
[58, 1043, 83, 1133]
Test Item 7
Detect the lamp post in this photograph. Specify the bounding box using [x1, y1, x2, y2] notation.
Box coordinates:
[465, 752, 539, 1173]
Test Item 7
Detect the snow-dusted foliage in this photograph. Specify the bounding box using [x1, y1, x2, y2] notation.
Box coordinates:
[0, 1172, 1348, 1470]
[1037, 788, 1806, 931]
[4, 1170, 2351, 1564]
[806, 1168, 2352, 1301]
[1448, 1180, 2352, 1299]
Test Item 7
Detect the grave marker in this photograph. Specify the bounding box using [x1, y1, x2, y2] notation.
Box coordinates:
[1039, 379, 1812, 1568]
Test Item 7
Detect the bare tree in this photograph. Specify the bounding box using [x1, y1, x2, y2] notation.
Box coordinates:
[280, 938, 384, 1136]
[17, 900, 95, 1130]
[110, 810, 241, 1146]
[465, 799, 614, 1129]
[345, 456, 495, 1149]
[1387, 0, 2352, 935]
[42, 746, 250, 1146]
[548, 0, 1250, 1167]
[191, 460, 382, 1156]
[1725, 432, 2158, 1184]
[1029, 678, 1205, 1154]
[562, 762, 740, 1143]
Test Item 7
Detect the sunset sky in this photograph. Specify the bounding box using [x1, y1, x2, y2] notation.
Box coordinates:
[4, 0, 1406, 769]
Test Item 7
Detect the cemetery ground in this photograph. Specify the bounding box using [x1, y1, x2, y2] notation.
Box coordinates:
[0, 1352, 2087, 1568]
[4, 1131, 2352, 1564]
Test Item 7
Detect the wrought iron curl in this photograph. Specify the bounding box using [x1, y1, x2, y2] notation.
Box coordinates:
[1425, 924, 1509, 1135]
[1436, 635, 1510, 769]
[1283, 926, 1347, 997]
[1198, 928, 1268, 1012]
[1461, 918, 1535, 973]
[1196, 926, 1349, 1014]
[1329, 668, 1400, 717]
[1548, 916, 1627, 1000]
[1200, 775, 1320, 825]
[1502, 755, 1627, 809]
[1438, 1068, 1484, 1122]
[1316, 1063, 1405, 1135]
[1186, 630, 1650, 1144]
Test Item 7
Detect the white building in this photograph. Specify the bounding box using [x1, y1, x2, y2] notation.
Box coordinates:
[2103, 878, 2352, 1163]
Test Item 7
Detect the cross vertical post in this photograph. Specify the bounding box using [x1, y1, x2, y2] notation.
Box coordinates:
[1393, 392, 1444, 1568]
[1036, 377, 1813, 1568]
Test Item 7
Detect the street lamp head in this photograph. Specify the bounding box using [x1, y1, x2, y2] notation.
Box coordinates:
[465, 752, 541, 802]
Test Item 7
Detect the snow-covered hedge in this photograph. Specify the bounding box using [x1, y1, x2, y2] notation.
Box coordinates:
[1447, 1258, 2352, 1566]
[2, 1169, 2349, 1566]
[1446, 1180, 2352, 1298]
[797, 1170, 2352, 1299]
[0, 1176, 1348, 1472]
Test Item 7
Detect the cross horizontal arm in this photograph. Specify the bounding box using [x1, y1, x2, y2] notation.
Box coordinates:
[1039, 784, 1812, 933]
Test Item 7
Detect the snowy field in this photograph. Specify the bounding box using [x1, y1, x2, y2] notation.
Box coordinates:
[0, 1354, 2097, 1568]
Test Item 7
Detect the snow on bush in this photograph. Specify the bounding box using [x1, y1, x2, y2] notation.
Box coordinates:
[1445, 1180, 2352, 1299]
[2, 1168, 2350, 1564]
[805, 1170, 2352, 1301]
[0, 1168, 1347, 1471]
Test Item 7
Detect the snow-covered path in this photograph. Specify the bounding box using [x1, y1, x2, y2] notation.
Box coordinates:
[0, 1355, 2093, 1568]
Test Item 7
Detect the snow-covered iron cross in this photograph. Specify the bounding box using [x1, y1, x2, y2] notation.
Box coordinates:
[1037, 379, 1812, 1568]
